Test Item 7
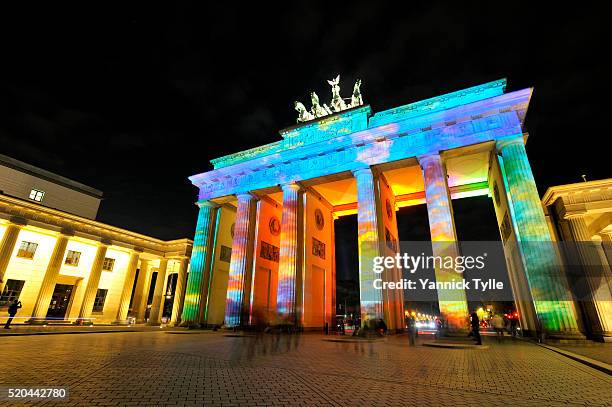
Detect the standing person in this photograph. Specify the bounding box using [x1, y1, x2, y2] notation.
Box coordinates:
[4, 299, 22, 329]
[407, 315, 417, 346]
[491, 314, 505, 342]
[510, 315, 518, 337]
[470, 311, 482, 345]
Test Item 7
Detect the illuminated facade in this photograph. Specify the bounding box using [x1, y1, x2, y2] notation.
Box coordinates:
[543, 179, 612, 341]
[0, 157, 192, 326]
[182, 78, 588, 338]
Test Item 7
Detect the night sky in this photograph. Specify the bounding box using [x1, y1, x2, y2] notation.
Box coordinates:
[1, 3, 608, 241]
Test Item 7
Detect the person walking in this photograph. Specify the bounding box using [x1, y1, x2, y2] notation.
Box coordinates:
[4, 299, 22, 329]
[470, 311, 481, 345]
[491, 314, 505, 342]
[407, 315, 417, 346]
[510, 315, 518, 337]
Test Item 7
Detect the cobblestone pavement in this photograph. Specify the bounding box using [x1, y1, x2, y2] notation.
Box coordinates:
[0, 331, 610, 406]
[553, 342, 612, 365]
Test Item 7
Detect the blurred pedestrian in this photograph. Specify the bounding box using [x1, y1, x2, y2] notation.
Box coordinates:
[491, 314, 505, 342]
[470, 311, 481, 345]
[407, 315, 417, 346]
[4, 299, 22, 329]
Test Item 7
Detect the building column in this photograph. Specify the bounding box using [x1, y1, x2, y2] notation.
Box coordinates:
[600, 233, 612, 266]
[148, 259, 168, 325]
[497, 137, 581, 337]
[274, 184, 304, 326]
[565, 215, 612, 337]
[76, 240, 110, 324]
[170, 257, 189, 326]
[131, 259, 151, 323]
[113, 249, 141, 324]
[225, 193, 257, 327]
[418, 154, 468, 330]
[0, 217, 26, 290]
[29, 228, 73, 322]
[353, 168, 384, 326]
[181, 202, 218, 326]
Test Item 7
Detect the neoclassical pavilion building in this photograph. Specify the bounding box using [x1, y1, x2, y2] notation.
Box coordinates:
[180, 78, 604, 339]
[0, 154, 192, 326]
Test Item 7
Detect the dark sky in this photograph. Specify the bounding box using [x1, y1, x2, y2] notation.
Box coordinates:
[0, 3, 608, 240]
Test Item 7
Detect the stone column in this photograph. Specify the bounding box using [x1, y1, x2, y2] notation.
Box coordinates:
[76, 240, 110, 324]
[225, 193, 257, 327]
[113, 250, 141, 324]
[274, 183, 304, 326]
[181, 202, 218, 326]
[0, 217, 26, 289]
[353, 168, 384, 326]
[148, 259, 169, 325]
[131, 259, 151, 323]
[600, 233, 612, 266]
[565, 214, 612, 337]
[497, 137, 581, 337]
[29, 228, 73, 322]
[418, 154, 468, 330]
[170, 257, 189, 326]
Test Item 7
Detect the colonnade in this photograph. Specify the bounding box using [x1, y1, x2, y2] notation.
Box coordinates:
[181, 136, 589, 337]
[0, 224, 189, 325]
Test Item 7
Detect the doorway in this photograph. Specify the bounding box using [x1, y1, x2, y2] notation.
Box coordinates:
[46, 284, 74, 320]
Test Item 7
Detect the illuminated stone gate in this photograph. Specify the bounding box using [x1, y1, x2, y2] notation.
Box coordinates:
[180, 78, 584, 338]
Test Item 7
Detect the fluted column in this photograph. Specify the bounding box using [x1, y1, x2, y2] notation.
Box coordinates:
[600, 233, 612, 267]
[225, 193, 257, 327]
[29, 228, 73, 322]
[181, 202, 218, 326]
[353, 168, 384, 325]
[497, 137, 580, 336]
[148, 259, 168, 325]
[0, 217, 26, 289]
[170, 257, 189, 326]
[113, 250, 141, 324]
[76, 240, 110, 324]
[566, 215, 612, 337]
[131, 259, 151, 323]
[274, 184, 304, 326]
[418, 154, 468, 330]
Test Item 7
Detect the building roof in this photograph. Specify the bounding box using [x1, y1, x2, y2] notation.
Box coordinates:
[0, 153, 103, 198]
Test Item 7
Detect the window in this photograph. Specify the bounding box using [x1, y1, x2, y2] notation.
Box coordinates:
[219, 246, 232, 263]
[92, 289, 108, 312]
[64, 250, 81, 266]
[16, 241, 38, 259]
[102, 257, 115, 271]
[312, 237, 326, 260]
[260, 241, 280, 262]
[29, 189, 45, 202]
[500, 212, 512, 242]
[0, 279, 25, 306]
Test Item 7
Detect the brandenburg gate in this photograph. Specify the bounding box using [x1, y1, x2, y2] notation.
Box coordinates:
[179, 78, 583, 338]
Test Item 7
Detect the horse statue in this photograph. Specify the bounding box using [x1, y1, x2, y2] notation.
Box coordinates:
[327, 74, 347, 112]
[310, 92, 328, 118]
[295, 101, 314, 123]
[350, 79, 363, 108]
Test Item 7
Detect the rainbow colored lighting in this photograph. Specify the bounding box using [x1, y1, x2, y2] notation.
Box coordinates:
[420, 154, 468, 329]
[181, 203, 216, 325]
[355, 168, 384, 325]
[224, 194, 255, 327]
[498, 137, 579, 333]
[276, 184, 301, 323]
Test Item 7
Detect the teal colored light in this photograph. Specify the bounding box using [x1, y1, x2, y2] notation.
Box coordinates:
[181, 204, 215, 325]
[499, 137, 579, 333]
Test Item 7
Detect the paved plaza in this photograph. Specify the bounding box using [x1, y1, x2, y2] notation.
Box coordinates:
[0, 331, 611, 406]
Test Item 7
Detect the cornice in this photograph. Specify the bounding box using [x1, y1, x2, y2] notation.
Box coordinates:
[0, 193, 193, 256]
